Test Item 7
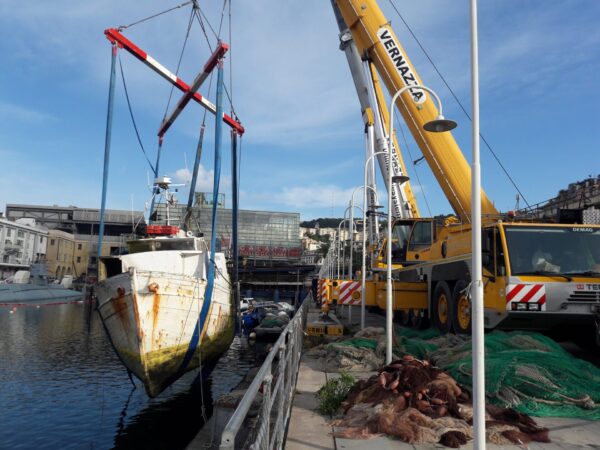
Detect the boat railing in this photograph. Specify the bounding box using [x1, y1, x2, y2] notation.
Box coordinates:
[219, 293, 310, 450]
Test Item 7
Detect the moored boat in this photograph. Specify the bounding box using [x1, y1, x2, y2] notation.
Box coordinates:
[0, 266, 83, 304]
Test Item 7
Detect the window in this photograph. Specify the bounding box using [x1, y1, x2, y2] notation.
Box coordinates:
[40, 236, 43, 243]
[505, 226, 600, 275]
[17, 230, 24, 238]
[50, 239, 55, 246]
[76, 256, 81, 263]
[482, 228, 494, 274]
[7, 229, 11, 237]
[77, 243, 82, 250]
[408, 221, 433, 251]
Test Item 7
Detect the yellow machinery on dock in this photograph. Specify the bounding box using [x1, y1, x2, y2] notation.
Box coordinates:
[318, 0, 600, 344]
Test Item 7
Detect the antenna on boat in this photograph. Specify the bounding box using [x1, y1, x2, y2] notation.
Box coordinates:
[183, 152, 190, 186]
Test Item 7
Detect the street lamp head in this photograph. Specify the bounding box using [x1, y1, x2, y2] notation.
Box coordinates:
[423, 114, 457, 133]
[392, 175, 410, 184]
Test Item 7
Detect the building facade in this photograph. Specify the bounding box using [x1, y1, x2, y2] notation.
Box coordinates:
[530, 175, 600, 224]
[153, 199, 302, 266]
[46, 230, 76, 280]
[0, 218, 48, 279]
[5, 204, 145, 280]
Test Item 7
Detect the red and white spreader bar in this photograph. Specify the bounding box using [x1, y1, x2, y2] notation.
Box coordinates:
[104, 28, 244, 135]
[506, 284, 546, 311]
[337, 281, 362, 305]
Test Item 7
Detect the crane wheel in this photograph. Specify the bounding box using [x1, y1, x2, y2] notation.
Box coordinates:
[432, 281, 453, 334]
[409, 309, 429, 330]
[452, 280, 471, 335]
[399, 310, 411, 327]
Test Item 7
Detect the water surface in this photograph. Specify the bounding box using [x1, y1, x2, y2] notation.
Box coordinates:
[0, 300, 260, 449]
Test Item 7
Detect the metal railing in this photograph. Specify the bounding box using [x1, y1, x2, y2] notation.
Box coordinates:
[219, 293, 310, 450]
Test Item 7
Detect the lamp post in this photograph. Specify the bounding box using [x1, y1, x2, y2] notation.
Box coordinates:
[362, 151, 385, 330]
[344, 202, 363, 323]
[349, 187, 367, 282]
[470, 0, 485, 447]
[386, 84, 456, 364]
[336, 218, 350, 279]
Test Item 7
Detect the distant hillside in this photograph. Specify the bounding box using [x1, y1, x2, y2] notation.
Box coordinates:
[300, 218, 343, 228]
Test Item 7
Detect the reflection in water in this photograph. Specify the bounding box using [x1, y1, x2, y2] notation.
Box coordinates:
[0, 301, 260, 450]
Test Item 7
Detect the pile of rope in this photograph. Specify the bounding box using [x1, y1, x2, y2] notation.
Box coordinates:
[332, 356, 551, 447]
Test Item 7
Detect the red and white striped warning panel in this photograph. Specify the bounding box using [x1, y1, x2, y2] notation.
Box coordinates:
[506, 284, 546, 311]
[338, 281, 362, 305]
[319, 279, 327, 303]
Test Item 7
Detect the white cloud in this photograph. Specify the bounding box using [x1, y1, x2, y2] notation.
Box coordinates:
[173, 164, 231, 194]
[2, 1, 599, 220]
[0, 103, 54, 123]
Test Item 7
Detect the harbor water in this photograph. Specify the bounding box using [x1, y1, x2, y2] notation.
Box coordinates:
[0, 299, 262, 450]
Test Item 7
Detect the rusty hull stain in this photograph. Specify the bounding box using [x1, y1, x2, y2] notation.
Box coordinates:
[151, 292, 161, 338]
[111, 288, 131, 332]
[131, 292, 145, 350]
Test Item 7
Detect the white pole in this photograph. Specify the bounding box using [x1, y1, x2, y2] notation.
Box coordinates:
[362, 148, 385, 331]
[348, 200, 354, 323]
[470, 0, 486, 448]
[386, 104, 395, 365]
[336, 228, 341, 279]
[337, 217, 349, 279]
[386, 83, 448, 364]
[361, 132, 370, 331]
[348, 200, 354, 282]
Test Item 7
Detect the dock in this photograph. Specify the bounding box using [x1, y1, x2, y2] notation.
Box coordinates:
[185, 298, 600, 449]
[286, 306, 600, 450]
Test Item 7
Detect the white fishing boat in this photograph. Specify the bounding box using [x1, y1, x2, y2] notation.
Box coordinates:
[96, 226, 234, 397]
[96, 177, 234, 397]
[95, 10, 242, 397]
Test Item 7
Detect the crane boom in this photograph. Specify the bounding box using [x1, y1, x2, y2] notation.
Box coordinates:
[334, 0, 497, 222]
[331, 1, 418, 220]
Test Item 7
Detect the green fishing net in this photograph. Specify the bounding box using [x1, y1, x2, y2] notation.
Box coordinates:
[392, 327, 600, 419]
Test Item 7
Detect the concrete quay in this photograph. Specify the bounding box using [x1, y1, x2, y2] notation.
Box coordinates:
[286, 306, 600, 450]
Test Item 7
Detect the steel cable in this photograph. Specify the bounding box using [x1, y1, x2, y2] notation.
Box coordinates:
[118, 1, 193, 31]
[387, 0, 531, 208]
[117, 54, 156, 173]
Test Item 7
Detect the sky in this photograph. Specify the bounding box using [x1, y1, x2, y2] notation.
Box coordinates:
[1, 0, 599, 222]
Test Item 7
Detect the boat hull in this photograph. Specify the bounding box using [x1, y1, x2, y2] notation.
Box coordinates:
[97, 262, 233, 397]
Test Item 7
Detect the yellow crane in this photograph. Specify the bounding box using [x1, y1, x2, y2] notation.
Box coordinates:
[325, 0, 600, 346]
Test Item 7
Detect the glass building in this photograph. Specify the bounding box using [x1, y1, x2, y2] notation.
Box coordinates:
[153, 195, 301, 265]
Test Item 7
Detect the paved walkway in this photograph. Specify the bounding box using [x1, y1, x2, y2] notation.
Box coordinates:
[286, 307, 600, 449]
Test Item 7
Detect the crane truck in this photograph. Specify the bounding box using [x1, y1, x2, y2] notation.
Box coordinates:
[321, 0, 600, 346]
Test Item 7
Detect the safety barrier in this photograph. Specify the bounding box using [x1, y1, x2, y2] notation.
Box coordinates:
[219, 293, 310, 450]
